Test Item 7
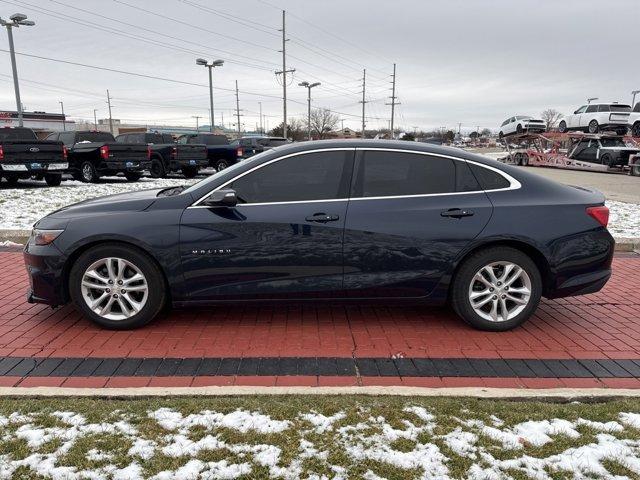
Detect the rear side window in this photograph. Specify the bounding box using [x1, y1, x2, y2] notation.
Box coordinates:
[353, 151, 456, 197]
[229, 151, 352, 204]
[469, 164, 511, 190]
[598, 105, 610, 112]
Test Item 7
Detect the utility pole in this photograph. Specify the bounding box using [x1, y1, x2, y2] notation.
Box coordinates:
[2, 14, 35, 127]
[93, 109, 98, 130]
[276, 10, 295, 139]
[59, 100, 66, 131]
[359, 69, 367, 138]
[235, 80, 242, 137]
[341, 119, 344, 134]
[191, 115, 202, 131]
[106, 89, 114, 135]
[221, 111, 224, 130]
[386, 63, 398, 139]
[258, 102, 263, 133]
[458, 122, 462, 134]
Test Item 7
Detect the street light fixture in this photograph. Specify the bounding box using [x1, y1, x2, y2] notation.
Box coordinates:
[196, 58, 224, 133]
[587, 97, 598, 104]
[298, 81, 321, 140]
[1, 13, 35, 127]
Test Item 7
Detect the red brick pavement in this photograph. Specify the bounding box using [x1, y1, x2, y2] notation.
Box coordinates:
[1, 252, 638, 361]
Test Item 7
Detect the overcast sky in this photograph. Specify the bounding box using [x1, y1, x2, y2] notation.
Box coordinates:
[0, 0, 638, 133]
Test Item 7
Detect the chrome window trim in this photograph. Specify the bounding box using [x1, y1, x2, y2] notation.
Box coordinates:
[187, 146, 520, 208]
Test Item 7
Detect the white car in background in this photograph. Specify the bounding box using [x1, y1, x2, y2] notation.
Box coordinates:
[628, 102, 640, 137]
[558, 103, 631, 135]
[498, 116, 546, 138]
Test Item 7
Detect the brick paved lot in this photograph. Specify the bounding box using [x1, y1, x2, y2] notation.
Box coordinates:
[1, 251, 639, 389]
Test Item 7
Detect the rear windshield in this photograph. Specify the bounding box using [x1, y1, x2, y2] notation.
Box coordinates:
[0, 128, 37, 141]
[145, 133, 164, 144]
[200, 135, 229, 145]
[76, 132, 115, 143]
[610, 105, 631, 112]
[265, 138, 288, 146]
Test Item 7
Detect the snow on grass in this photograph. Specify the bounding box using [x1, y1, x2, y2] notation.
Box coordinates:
[3, 403, 640, 479]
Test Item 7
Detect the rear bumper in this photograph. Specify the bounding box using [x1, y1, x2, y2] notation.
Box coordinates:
[546, 268, 611, 299]
[101, 160, 151, 172]
[176, 159, 208, 168]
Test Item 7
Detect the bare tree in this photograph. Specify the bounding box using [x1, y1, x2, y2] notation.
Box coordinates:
[541, 109, 562, 129]
[309, 108, 339, 139]
[480, 128, 492, 137]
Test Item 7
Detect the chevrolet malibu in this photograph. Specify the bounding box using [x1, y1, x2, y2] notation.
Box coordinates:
[24, 140, 614, 331]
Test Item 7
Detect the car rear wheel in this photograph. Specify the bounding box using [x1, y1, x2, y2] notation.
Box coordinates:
[451, 247, 542, 331]
[632, 123, 640, 137]
[215, 159, 229, 172]
[516, 124, 523, 134]
[69, 244, 166, 329]
[600, 153, 616, 168]
[558, 120, 567, 133]
[520, 153, 529, 166]
[588, 120, 599, 133]
[150, 158, 166, 178]
[44, 174, 62, 187]
[80, 161, 99, 183]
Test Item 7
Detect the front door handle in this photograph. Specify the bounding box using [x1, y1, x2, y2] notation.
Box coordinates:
[305, 212, 340, 223]
[441, 208, 474, 218]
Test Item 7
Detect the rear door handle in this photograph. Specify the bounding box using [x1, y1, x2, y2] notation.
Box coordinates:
[440, 208, 474, 218]
[305, 212, 340, 223]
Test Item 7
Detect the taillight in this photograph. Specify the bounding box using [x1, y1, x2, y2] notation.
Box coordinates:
[236, 147, 243, 157]
[171, 146, 177, 159]
[586, 206, 609, 227]
[62, 145, 68, 160]
[148, 146, 152, 159]
[99, 145, 109, 160]
[0, 145, 4, 161]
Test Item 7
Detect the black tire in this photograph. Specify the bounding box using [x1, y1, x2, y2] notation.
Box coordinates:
[513, 153, 522, 165]
[181, 166, 198, 178]
[616, 128, 628, 136]
[215, 159, 229, 172]
[80, 161, 99, 183]
[44, 174, 62, 187]
[588, 120, 599, 134]
[558, 120, 567, 133]
[451, 246, 542, 331]
[520, 153, 529, 166]
[150, 158, 166, 178]
[600, 153, 616, 168]
[3, 176, 19, 187]
[516, 124, 523, 134]
[69, 243, 166, 329]
[632, 123, 640, 138]
[124, 172, 142, 182]
[498, 131, 503, 139]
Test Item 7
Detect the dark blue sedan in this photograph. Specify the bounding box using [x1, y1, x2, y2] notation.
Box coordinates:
[24, 140, 614, 331]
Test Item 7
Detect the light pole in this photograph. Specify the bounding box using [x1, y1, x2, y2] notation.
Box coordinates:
[298, 81, 320, 140]
[587, 97, 598, 104]
[93, 109, 98, 130]
[196, 58, 224, 133]
[191, 115, 202, 131]
[1, 13, 35, 127]
[632, 90, 640, 108]
[59, 100, 65, 131]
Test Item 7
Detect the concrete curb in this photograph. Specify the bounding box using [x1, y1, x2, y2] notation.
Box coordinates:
[1, 229, 639, 253]
[1, 385, 640, 400]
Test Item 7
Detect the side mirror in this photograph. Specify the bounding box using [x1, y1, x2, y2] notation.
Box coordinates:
[202, 189, 238, 207]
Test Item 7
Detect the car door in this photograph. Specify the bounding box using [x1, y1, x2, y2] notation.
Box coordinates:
[580, 104, 599, 129]
[573, 140, 597, 162]
[342, 149, 494, 298]
[568, 105, 586, 129]
[179, 148, 354, 300]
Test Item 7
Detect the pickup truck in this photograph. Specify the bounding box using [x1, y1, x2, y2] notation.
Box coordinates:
[0, 127, 68, 187]
[115, 132, 208, 178]
[46, 131, 150, 183]
[176, 133, 243, 171]
[230, 135, 289, 159]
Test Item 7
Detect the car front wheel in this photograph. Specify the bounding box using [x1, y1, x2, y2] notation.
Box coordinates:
[69, 244, 166, 329]
[558, 121, 567, 133]
[451, 247, 542, 331]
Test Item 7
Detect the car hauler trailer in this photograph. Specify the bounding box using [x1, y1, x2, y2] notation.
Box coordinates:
[497, 131, 640, 174]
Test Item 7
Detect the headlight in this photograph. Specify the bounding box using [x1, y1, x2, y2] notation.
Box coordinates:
[31, 228, 64, 246]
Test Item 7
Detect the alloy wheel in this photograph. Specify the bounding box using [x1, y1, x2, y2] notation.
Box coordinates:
[82, 163, 93, 181]
[468, 261, 532, 322]
[80, 257, 148, 320]
[216, 161, 228, 171]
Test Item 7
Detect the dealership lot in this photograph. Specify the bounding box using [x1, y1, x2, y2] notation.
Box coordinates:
[1, 251, 638, 389]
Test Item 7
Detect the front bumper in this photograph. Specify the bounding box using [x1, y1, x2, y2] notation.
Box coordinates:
[23, 242, 68, 307]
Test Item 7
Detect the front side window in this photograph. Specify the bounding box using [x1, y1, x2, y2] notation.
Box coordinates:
[575, 106, 587, 114]
[353, 151, 456, 197]
[228, 150, 352, 204]
[585, 105, 598, 113]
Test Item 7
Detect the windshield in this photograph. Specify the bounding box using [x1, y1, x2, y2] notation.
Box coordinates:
[77, 132, 115, 143]
[0, 128, 37, 141]
[610, 105, 631, 112]
[600, 138, 626, 147]
[200, 135, 229, 145]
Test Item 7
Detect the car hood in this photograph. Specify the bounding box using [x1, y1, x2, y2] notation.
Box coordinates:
[46, 188, 161, 219]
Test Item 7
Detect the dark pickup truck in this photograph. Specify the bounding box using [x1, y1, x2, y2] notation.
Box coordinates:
[46, 130, 150, 183]
[230, 136, 289, 159]
[115, 132, 208, 178]
[0, 127, 68, 187]
[176, 133, 243, 171]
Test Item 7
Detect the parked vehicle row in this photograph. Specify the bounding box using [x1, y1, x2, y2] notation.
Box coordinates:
[177, 133, 244, 172]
